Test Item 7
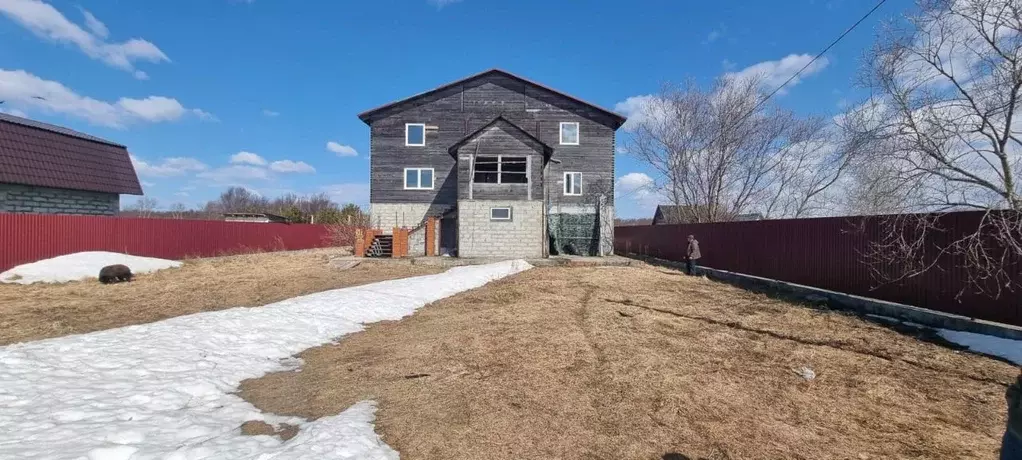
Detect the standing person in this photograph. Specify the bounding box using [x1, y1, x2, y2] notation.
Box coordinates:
[686, 234, 701, 276]
[1004, 367, 1022, 460]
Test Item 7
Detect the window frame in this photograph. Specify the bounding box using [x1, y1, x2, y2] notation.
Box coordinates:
[405, 123, 426, 147]
[559, 122, 580, 146]
[563, 171, 582, 196]
[403, 167, 435, 190]
[472, 155, 528, 184]
[490, 207, 512, 221]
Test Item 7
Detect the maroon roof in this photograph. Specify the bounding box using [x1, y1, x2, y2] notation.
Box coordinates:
[0, 113, 143, 195]
[357, 69, 628, 128]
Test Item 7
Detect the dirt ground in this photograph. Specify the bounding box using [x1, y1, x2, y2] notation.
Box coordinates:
[241, 264, 1017, 460]
[0, 249, 441, 345]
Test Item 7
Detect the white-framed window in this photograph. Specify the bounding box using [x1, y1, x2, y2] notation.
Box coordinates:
[559, 122, 579, 145]
[563, 172, 582, 196]
[404, 167, 434, 190]
[405, 123, 426, 146]
[490, 207, 512, 221]
[473, 155, 528, 184]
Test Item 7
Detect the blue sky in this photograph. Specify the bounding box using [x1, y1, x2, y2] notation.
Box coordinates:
[0, 0, 911, 217]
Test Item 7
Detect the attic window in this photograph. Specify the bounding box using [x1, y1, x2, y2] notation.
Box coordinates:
[560, 122, 579, 145]
[474, 156, 528, 184]
[406, 123, 426, 146]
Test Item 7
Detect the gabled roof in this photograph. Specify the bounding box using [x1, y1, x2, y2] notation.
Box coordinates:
[357, 69, 627, 128]
[447, 116, 552, 157]
[0, 113, 143, 195]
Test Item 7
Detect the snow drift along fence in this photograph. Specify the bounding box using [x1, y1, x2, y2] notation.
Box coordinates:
[0, 213, 339, 272]
[615, 211, 1022, 327]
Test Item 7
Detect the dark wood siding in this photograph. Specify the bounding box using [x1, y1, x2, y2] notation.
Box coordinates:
[368, 73, 617, 208]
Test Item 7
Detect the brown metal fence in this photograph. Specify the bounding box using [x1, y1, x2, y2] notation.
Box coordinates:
[0, 213, 341, 273]
[615, 211, 1022, 327]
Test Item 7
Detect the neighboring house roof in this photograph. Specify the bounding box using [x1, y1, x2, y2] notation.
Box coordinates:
[357, 68, 628, 128]
[652, 205, 704, 225]
[223, 212, 290, 222]
[446, 115, 553, 157]
[0, 113, 143, 195]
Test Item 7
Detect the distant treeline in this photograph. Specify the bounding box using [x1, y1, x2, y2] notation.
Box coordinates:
[122, 186, 368, 225]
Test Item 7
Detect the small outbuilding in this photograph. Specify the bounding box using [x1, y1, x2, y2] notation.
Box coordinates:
[0, 113, 142, 215]
[222, 213, 290, 223]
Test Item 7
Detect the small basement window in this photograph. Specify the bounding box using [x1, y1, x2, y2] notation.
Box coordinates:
[564, 172, 582, 196]
[406, 123, 426, 146]
[473, 156, 528, 184]
[560, 122, 579, 145]
[404, 168, 434, 190]
[490, 207, 512, 221]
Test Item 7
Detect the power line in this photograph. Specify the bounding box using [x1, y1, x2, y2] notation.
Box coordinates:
[740, 0, 889, 124]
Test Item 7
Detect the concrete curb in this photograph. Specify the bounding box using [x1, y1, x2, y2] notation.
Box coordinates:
[627, 254, 1022, 341]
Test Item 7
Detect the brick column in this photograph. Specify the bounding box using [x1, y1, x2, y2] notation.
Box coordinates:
[392, 227, 409, 258]
[424, 217, 437, 256]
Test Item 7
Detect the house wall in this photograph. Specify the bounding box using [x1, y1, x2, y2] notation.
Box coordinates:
[367, 73, 616, 204]
[366, 73, 619, 255]
[369, 203, 452, 231]
[457, 200, 543, 259]
[0, 183, 119, 216]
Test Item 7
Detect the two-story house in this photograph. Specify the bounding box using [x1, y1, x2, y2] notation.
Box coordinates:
[357, 69, 626, 258]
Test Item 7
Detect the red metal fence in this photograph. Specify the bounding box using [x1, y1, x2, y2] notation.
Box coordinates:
[615, 211, 1022, 327]
[0, 213, 338, 272]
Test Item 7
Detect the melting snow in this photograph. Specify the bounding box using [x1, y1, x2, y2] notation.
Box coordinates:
[937, 329, 1022, 365]
[0, 251, 182, 284]
[0, 260, 532, 459]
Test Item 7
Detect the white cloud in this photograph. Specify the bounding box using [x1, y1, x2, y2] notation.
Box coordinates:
[321, 183, 369, 206]
[704, 30, 721, 44]
[140, 180, 154, 187]
[725, 53, 830, 93]
[78, 8, 107, 38]
[230, 151, 266, 166]
[0, 107, 28, 117]
[133, 70, 149, 81]
[326, 141, 358, 157]
[116, 96, 187, 122]
[269, 160, 316, 173]
[0, 69, 212, 127]
[174, 191, 189, 197]
[0, 0, 169, 76]
[261, 109, 279, 117]
[197, 165, 271, 184]
[615, 172, 664, 218]
[427, 0, 462, 8]
[131, 155, 208, 177]
[614, 94, 672, 132]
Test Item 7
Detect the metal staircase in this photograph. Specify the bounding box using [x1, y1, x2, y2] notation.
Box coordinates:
[366, 234, 393, 258]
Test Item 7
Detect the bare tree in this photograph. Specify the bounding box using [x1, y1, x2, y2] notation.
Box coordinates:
[168, 203, 188, 219]
[841, 0, 1022, 297]
[627, 75, 853, 222]
[203, 186, 268, 214]
[126, 197, 159, 218]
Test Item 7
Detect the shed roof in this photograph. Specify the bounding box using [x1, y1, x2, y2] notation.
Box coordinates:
[0, 113, 143, 195]
[357, 69, 628, 128]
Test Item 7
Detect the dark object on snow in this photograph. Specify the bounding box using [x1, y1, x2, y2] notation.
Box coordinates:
[98, 264, 133, 284]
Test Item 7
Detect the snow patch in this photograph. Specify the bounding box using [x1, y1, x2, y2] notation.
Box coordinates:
[937, 329, 1022, 365]
[0, 251, 182, 284]
[0, 260, 532, 458]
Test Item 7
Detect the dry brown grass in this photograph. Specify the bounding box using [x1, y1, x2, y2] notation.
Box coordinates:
[0, 248, 441, 345]
[241, 264, 1017, 460]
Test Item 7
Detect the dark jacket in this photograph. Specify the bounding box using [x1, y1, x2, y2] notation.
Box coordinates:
[1009, 372, 1022, 439]
[687, 239, 701, 260]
